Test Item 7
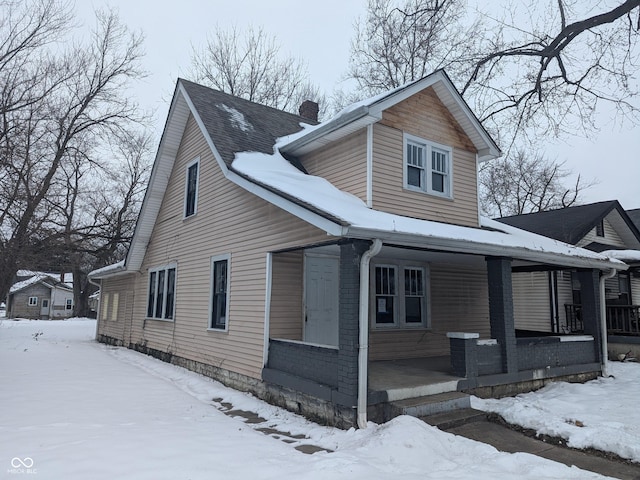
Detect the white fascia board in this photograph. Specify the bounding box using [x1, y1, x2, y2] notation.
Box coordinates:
[226, 170, 347, 237]
[345, 227, 628, 271]
[123, 85, 191, 273]
[281, 108, 379, 156]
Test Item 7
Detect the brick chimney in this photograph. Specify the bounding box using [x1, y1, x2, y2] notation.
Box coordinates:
[298, 100, 319, 122]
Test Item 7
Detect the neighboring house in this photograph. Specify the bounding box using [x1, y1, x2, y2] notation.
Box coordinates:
[629, 208, 640, 232]
[497, 201, 640, 338]
[89, 70, 625, 428]
[7, 271, 74, 320]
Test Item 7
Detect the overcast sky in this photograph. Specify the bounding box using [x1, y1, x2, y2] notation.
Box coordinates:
[76, 1, 640, 210]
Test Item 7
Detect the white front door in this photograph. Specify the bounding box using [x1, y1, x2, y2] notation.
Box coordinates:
[304, 255, 339, 346]
[40, 299, 50, 318]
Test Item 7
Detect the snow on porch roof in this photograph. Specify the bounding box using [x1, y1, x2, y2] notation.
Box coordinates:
[231, 149, 626, 271]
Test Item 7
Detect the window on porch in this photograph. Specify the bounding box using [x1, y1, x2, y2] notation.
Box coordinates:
[373, 263, 428, 329]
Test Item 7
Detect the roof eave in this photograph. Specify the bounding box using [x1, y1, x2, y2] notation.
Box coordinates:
[345, 227, 627, 271]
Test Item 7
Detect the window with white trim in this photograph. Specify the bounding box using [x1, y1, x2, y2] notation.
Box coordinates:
[372, 262, 429, 328]
[147, 265, 177, 320]
[28, 296, 38, 306]
[110, 293, 119, 321]
[66, 298, 73, 310]
[404, 133, 452, 198]
[184, 158, 200, 218]
[210, 255, 230, 330]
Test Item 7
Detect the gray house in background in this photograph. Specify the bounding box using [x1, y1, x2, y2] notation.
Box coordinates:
[497, 201, 640, 341]
[6, 271, 74, 320]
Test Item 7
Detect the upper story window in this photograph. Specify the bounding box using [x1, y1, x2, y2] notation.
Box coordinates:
[147, 264, 177, 321]
[404, 133, 452, 198]
[184, 158, 200, 218]
[372, 261, 429, 329]
[595, 219, 604, 237]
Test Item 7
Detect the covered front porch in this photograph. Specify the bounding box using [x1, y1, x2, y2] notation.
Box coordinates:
[262, 239, 612, 427]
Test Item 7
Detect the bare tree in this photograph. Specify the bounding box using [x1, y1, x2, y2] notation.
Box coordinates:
[45, 130, 152, 316]
[479, 150, 594, 217]
[190, 25, 325, 116]
[461, 0, 640, 151]
[348, 0, 480, 96]
[0, 3, 147, 305]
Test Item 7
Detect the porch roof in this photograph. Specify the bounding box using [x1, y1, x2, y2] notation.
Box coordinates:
[232, 150, 626, 271]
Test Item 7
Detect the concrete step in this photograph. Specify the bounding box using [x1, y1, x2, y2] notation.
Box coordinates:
[421, 408, 487, 430]
[388, 391, 471, 418]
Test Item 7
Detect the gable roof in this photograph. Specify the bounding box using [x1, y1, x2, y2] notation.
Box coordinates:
[10, 273, 73, 295]
[629, 208, 640, 231]
[496, 201, 640, 249]
[90, 73, 623, 279]
[279, 70, 501, 161]
[179, 80, 316, 167]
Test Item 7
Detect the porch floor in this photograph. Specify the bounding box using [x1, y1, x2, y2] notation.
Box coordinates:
[369, 356, 465, 402]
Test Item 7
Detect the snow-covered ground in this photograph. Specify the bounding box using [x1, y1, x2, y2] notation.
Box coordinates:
[472, 361, 640, 463]
[0, 319, 625, 479]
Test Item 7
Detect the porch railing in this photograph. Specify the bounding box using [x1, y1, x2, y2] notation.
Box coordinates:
[564, 304, 640, 336]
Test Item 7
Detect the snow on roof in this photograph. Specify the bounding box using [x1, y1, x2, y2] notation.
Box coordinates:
[232, 149, 624, 269]
[601, 249, 640, 263]
[88, 260, 125, 279]
[218, 103, 254, 133]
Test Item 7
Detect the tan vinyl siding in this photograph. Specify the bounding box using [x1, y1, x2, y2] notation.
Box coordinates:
[578, 217, 626, 248]
[299, 129, 367, 202]
[123, 115, 329, 380]
[372, 87, 480, 227]
[98, 274, 136, 341]
[369, 263, 489, 360]
[512, 272, 552, 332]
[269, 251, 304, 340]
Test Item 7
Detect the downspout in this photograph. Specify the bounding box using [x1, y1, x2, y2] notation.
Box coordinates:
[357, 238, 383, 429]
[88, 277, 102, 341]
[600, 268, 617, 377]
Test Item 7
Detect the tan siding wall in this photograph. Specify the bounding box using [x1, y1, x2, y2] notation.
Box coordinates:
[299, 129, 367, 202]
[122, 115, 329, 380]
[269, 251, 304, 340]
[98, 274, 136, 341]
[512, 272, 551, 332]
[369, 263, 489, 360]
[371, 87, 479, 227]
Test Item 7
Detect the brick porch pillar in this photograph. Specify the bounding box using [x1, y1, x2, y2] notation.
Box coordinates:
[486, 256, 518, 374]
[576, 269, 602, 362]
[337, 240, 371, 406]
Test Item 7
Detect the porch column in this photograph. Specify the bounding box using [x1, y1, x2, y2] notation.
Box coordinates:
[576, 269, 602, 362]
[486, 256, 517, 374]
[337, 240, 371, 406]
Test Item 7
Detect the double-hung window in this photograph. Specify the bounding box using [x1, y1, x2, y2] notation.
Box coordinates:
[147, 264, 177, 320]
[404, 133, 452, 198]
[210, 255, 230, 330]
[184, 158, 200, 218]
[373, 262, 429, 328]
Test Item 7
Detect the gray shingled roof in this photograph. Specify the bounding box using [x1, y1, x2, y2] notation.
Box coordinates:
[179, 79, 316, 167]
[496, 201, 621, 245]
[628, 208, 640, 231]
